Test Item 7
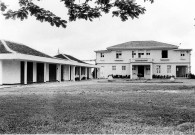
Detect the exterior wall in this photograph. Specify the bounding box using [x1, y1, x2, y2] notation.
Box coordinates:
[96, 49, 191, 78]
[98, 63, 130, 78]
[0, 60, 2, 85]
[2, 60, 21, 84]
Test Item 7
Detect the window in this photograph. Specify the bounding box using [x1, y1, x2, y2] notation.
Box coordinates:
[146, 50, 150, 55]
[180, 51, 185, 57]
[162, 50, 168, 58]
[132, 51, 136, 58]
[112, 66, 116, 70]
[138, 53, 144, 58]
[116, 51, 122, 59]
[100, 53, 104, 58]
[167, 65, 171, 73]
[132, 66, 136, 70]
[146, 66, 150, 75]
[156, 65, 161, 73]
[122, 66, 126, 70]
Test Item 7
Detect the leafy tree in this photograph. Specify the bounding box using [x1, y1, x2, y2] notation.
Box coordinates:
[0, 0, 153, 28]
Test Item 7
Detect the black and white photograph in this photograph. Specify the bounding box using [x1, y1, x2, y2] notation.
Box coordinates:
[0, 0, 195, 134]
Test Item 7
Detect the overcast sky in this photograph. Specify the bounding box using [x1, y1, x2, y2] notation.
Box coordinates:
[0, 0, 195, 73]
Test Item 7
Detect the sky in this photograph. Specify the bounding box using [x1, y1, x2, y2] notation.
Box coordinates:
[0, 0, 195, 73]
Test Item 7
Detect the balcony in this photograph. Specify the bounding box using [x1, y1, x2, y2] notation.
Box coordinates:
[130, 58, 153, 63]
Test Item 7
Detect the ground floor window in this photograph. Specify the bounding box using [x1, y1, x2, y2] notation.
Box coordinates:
[122, 66, 126, 70]
[167, 65, 171, 73]
[156, 65, 161, 73]
[146, 66, 150, 75]
[112, 66, 116, 70]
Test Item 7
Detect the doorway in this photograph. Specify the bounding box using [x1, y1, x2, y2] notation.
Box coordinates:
[176, 66, 187, 77]
[49, 64, 57, 82]
[27, 62, 33, 84]
[138, 66, 144, 77]
[37, 63, 44, 83]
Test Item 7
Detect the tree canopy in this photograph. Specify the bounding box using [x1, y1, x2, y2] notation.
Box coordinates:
[0, 0, 153, 28]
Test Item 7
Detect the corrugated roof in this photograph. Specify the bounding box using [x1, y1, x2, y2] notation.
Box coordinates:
[107, 41, 179, 50]
[55, 54, 87, 64]
[0, 41, 11, 53]
[5, 40, 52, 58]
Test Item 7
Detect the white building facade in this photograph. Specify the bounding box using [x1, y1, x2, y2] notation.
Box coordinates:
[95, 41, 192, 79]
[0, 40, 99, 85]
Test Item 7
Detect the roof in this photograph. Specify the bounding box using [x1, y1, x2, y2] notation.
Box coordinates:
[0, 41, 11, 53]
[4, 40, 52, 58]
[55, 54, 87, 64]
[107, 41, 179, 50]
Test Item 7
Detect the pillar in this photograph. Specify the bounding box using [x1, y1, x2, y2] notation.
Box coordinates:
[57, 64, 61, 82]
[85, 67, 87, 80]
[24, 61, 27, 84]
[130, 63, 133, 79]
[44, 63, 47, 82]
[89, 68, 92, 79]
[150, 63, 153, 79]
[97, 68, 100, 79]
[0, 60, 3, 85]
[33, 62, 37, 83]
[71, 65, 75, 81]
[94, 68, 97, 79]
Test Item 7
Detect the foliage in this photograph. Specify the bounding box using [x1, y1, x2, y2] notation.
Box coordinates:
[188, 73, 195, 79]
[0, 0, 154, 28]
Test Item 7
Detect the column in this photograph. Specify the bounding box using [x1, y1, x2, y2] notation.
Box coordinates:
[33, 62, 37, 83]
[0, 60, 3, 85]
[24, 61, 27, 84]
[44, 63, 47, 82]
[130, 63, 133, 79]
[97, 68, 100, 79]
[79, 67, 81, 80]
[85, 67, 87, 80]
[56, 64, 61, 82]
[89, 68, 92, 79]
[71, 65, 75, 81]
[150, 63, 153, 79]
[68, 65, 71, 80]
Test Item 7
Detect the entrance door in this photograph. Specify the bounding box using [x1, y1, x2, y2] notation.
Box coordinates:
[61, 65, 64, 81]
[176, 66, 187, 77]
[37, 63, 44, 83]
[27, 62, 33, 84]
[138, 66, 144, 77]
[49, 64, 57, 82]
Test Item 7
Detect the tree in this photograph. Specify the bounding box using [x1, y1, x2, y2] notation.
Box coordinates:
[0, 0, 153, 28]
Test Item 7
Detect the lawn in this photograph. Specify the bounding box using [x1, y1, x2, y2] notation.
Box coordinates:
[0, 81, 195, 134]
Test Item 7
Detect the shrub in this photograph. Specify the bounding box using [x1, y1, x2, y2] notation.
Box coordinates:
[188, 73, 195, 79]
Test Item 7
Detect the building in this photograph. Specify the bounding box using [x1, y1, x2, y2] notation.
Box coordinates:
[95, 41, 192, 79]
[0, 40, 99, 85]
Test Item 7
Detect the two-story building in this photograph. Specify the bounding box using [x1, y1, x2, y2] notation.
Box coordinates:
[95, 41, 192, 79]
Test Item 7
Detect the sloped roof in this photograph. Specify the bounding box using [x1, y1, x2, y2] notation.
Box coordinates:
[0, 41, 11, 53]
[107, 41, 179, 50]
[55, 54, 87, 64]
[4, 40, 52, 58]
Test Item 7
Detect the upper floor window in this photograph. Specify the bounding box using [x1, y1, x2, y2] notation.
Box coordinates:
[100, 53, 104, 58]
[167, 65, 171, 73]
[162, 50, 168, 58]
[112, 66, 116, 70]
[116, 51, 122, 59]
[156, 65, 161, 73]
[138, 53, 144, 58]
[180, 51, 185, 57]
[146, 50, 150, 55]
[122, 66, 126, 70]
[132, 51, 136, 58]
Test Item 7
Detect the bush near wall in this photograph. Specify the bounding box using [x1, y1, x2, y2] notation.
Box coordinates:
[152, 75, 175, 79]
[111, 75, 130, 79]
[188, 73, 195, 79]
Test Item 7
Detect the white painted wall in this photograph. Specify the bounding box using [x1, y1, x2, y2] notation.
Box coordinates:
[63, 65, 70, 81]
[96, 49, 191, 78]
[0, 60, 2, 85]
[2, 60, 21, 84]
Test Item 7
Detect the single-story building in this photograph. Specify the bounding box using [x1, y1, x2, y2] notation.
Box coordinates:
[0, 40, 100, 85]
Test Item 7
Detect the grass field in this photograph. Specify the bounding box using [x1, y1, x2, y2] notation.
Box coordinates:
[0, 80, 195, 134]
